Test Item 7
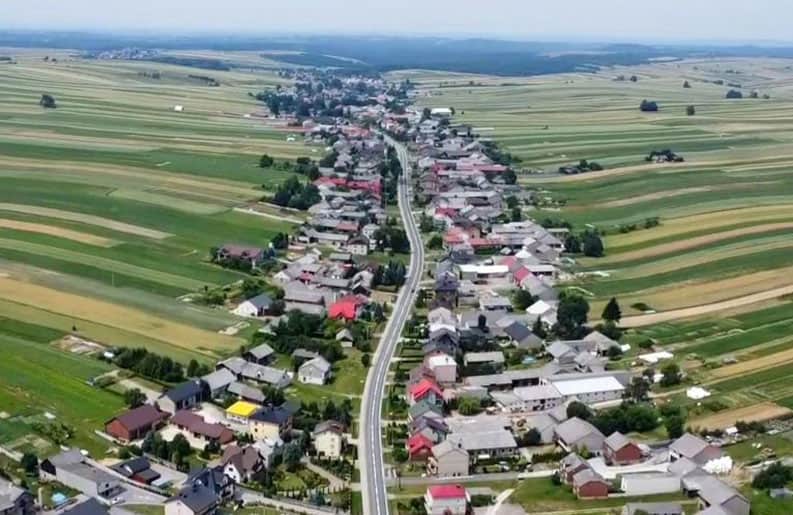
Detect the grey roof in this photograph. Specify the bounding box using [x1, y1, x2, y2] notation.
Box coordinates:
[292, 348, 321, 360]
[554, 417, 604, 446]
[63, 498, 108, 515]
[604, 431, 632, 452]
[623, 503, 684, 515]
[336, 328, 354, 341]
[561, 452, 587, 470]
[465, 363, 560, 388]
[247, 343, 275, 360]
[299, 356, 332, 375]
[218, 357, 291, 387]
[169, 484, 218, 513]
[244, 293, 273, 309]
[313, 420, 346, 436]
[202, 368, 236, 392]
[227, 381, 265, 403]
[0, 478, 29, 513]
[163, 380, 204, 403]
[503, 321, 532, 342]
[670, 433, 711, 459]
[682, 474, 747, 510]
[572, 468, 605, 487]
[547, 341, 575, 359]
[447, 429, 517, 452]
[432, 439, 469, 459]
[514, 384, 562, 402]
[668, 456, 700, 477]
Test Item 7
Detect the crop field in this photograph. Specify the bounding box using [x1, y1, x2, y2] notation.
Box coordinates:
[0, 49, 318, 452]
[396, 58, 793, 322]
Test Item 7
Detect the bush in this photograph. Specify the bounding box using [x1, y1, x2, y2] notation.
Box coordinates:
[752, 462, 793, 489]
[640, 100, 659, 112]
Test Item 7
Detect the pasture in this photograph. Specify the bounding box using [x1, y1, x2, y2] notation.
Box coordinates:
[0, 52, 312, 358]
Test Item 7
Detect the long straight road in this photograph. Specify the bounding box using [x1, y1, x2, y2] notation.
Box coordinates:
[359, 138, 423, 515]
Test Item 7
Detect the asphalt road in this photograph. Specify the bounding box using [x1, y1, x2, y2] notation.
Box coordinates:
[359, 137, 424, 515]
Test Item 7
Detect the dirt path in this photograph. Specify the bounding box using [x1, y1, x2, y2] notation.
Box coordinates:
[621, 285, 793, 327]
[690, 402, 792, 430]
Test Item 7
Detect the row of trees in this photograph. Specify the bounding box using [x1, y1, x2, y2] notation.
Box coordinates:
[112, 347, 190, 383]
[272, 176, 321, 210]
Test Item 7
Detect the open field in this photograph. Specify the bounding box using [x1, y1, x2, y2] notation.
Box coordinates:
[690, 402, 792, 430]
[0, 49, 323, 370]
[397, 58, 793, 321]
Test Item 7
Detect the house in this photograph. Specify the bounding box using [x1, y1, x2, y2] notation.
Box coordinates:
[201, 368, 237, 398]
[425, 354, 457, 385]
[0, 477, 34, 515]
[252, 437, 283, 469]
[249, 405, 293, 440]
[503, 321, 542, 349]
[336, 328, 354, 347]
[622, 502, 684, 515]
[111, 457, 161, 485]
[670, 433, 724, 466]
[410, 417, 449, 443]
[408, 400, 443, 422]
[221, 445, 264, 484]
[62, 498, 108, 515]
[682, 474, 749, 515]
[40, 449, 121, 500]
[408, 379, 444, 407]
[232, 293, 273, 318]
[185, 465, 235, 502]
[526, 300, 558, 326]
[428, 440, 469, 477]
[425, 485, 469, 515]
[215, 245, 265, 269]
[244, 343, 276, 365]
[328, 295, 367, 321]
[313, 420, 346, 459]
[560, 453, 590, 484]
[346, 234, 370, 255]
[216, 357, 291, 389]
[157, 380, 206, 415]
[446, 429, 518, 462]
[165, 484, 219, 515]
[604, 432, 644, 465]
[463, 351, 505, 372]
[227, 381, 266, 404]
[171, 411, 235, 448]
[298, 356, 332, 385]
[572, 469, 609, 499]
[225, 401, 261, 423]
[547, 374, 626, 404]
[105, 404, 168, 442]
[554, 417, 606, 454]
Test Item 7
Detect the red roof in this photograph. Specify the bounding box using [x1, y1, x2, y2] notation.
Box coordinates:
[513, 267, 531, 283]
[435, 207, 458, 218]
[428, 484, 467, 499]
[409, 378, 443, 401]
[499, 256, 518, 267]
[407, 433, 434, 456]
[336, 222, 359, 233]
[328, 294, 367, 321]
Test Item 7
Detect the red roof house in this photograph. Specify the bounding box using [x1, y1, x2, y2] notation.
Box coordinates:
[408, 378, 443, 406]
[328, 294, 368, 321]
[105, 405, 168, 442]
[425, 485, 469, 515]
[428, 484, 468, 499]
[407, 433, 434, 461]
[513, 267, 531, 284]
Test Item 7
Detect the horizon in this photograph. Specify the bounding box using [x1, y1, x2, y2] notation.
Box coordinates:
[4, 0, 793, 44]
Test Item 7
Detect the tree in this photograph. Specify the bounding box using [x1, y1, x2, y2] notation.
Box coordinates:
[625, 377, 650, 402]
[532, 317, 547, 339]
[602, 297, 622, 323]
[752, 462, 793, 489]
[686, 105, 696, 116]
[124, 388, 147, 409]
[259, 154, 275, 168]
[40, 94, 57, 108]
[607, 345, 623, 361]
[566, 401, 592, 421]
[505, 196, 519, 209]
[524, 428, 542, 446]
[582, 232, 604, 257]
[510, 206, 522, 222]
[458, 397, 482, 416]
[427, 234, 443, 249]
[639, 99, 659, 112]
[512, 289, 536, 311]
[361, 353, 371, 367]
[564, 234, 581, 254]
[660, 362, 682, 387]
[283, 442, 303, 472]
[664, 414, 685, 439]
[726, 89, 743, 99]
[683, 80, 691, 88]
[556, 292, 589, 338]
[20, 452, 38, 477]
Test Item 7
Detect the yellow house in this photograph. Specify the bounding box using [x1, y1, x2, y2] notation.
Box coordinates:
[248, 406, 292, 440]
[226, 401, 260, 423]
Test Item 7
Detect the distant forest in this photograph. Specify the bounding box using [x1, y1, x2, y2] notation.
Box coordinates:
[5, 31, 793, 76]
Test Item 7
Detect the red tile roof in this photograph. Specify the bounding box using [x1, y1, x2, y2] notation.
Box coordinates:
[328, 294, 368, 321]
[428, 484, 467, 499]
[409, 378, 443, 401]
[407, 433, 434, 456]
[513, 267, 531, 283]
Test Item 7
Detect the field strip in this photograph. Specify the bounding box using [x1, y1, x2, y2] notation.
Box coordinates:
[708, 344, 793, 380]
[0, 276, 240, 353]
[520, 160, 723, 184]
[233, 206, 302, 224]
[0, 219, 118, 247]
[621, 285, 793, 327]
[602, 222, 793, 264]
[0, 155, 259, 198]
[690, 402, 791, 430]
[615, 237, 793, 278]
[109, 189, 227, 215]
[0, 203, 172, 239]
[607, 206, 793, 249]
[0, 237, 211, 291]
[600, 186, 715, 208]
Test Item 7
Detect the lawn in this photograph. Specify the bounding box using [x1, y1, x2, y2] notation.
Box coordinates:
[726, 433, 793, 464]
[0, 334, 124, 456]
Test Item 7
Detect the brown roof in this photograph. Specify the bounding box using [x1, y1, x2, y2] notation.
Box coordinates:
[172, 411, 234, 443]
[221, 445, 262, 473]
[111, 405, 168, 432]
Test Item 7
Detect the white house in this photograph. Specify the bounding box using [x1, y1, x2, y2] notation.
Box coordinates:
[298, 356, 332, 385]
[424, 485, 469, 515]
[232, 293, 273, 318]
[426, 353, 457, 384]
[313, 420, 346, 459]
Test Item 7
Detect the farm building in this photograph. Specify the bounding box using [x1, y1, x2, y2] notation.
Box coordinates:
[105, 405, 168, 442]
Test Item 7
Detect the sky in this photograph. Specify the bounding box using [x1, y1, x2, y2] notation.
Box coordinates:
[5, 0, 793, 43]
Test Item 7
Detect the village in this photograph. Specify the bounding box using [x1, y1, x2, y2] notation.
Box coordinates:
[0, 67, 770, 515]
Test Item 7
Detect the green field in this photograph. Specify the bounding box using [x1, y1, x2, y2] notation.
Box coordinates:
[0, 51, 316, 360]
[394, 59, 793, 322]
